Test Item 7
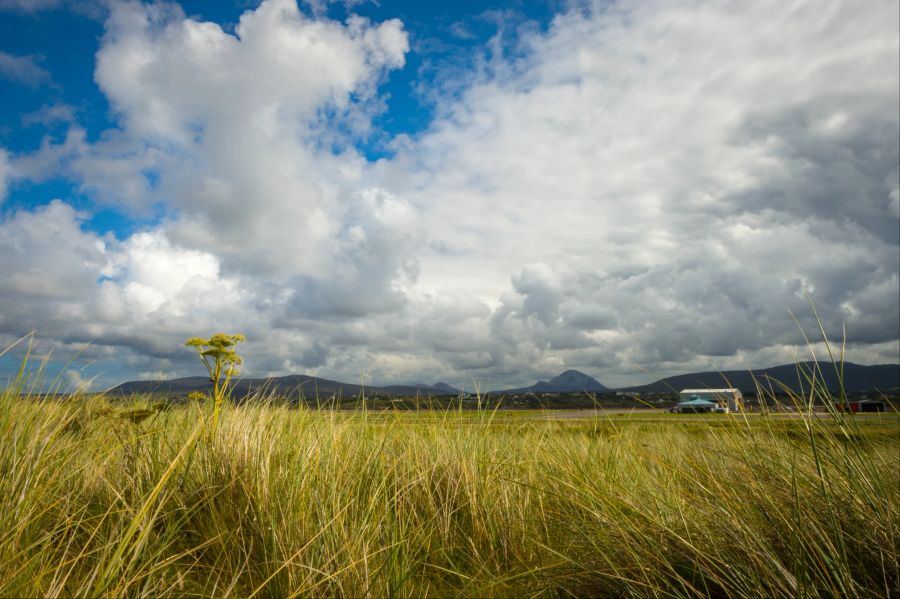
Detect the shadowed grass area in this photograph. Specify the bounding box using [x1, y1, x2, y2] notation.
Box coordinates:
[0, 360, 897, 597]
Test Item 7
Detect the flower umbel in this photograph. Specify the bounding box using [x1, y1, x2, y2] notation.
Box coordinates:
[185, 333, 245, 431]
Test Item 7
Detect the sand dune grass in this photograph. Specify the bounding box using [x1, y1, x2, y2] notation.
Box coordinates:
[0, 376, 897, 597]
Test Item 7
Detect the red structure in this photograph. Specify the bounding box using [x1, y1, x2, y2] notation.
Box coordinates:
[835, 399, 887, 413]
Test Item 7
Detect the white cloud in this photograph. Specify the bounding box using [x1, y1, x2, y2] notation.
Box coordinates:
[4, 0, 899, 388]
[0, 201, 252, 359]
[64, 368, 98, 392]
[0, 0, 63, 12]
[0, 51, 51, 87]
[94, 0, 406, 143]
[0, 0, 105, 17]
[0, 148, 10, 202]
[84, 0, 410, 279]
[2, 0, 420, 384]
[21, 103, 79, 127]
[384, 0, 900, 384]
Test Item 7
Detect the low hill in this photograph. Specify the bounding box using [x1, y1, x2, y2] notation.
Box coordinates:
[621, 362, 900, 394]
[108, 374, 446, 400]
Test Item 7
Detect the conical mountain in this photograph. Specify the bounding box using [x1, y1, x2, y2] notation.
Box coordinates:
[515, 369, 608, 393]
[431, 382, 459, 394]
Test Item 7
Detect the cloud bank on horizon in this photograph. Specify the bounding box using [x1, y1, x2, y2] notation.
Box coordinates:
[0, 0, 897, 389]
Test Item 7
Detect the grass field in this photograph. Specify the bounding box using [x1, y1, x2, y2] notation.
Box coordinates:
[1, 373, 898, 599]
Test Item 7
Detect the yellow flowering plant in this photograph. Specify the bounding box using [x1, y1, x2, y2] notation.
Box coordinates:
[185, 333, 245, 430]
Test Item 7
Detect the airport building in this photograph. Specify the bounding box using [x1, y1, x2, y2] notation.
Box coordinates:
[676, 388, 743, 413]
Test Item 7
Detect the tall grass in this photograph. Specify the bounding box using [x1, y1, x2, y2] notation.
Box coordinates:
[0, 359, 897, 597]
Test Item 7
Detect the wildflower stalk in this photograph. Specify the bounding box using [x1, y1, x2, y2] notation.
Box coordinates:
[184, 333, 245, 432]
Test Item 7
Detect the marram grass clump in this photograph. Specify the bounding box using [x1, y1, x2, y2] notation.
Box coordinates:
[0, 357, 897, 597]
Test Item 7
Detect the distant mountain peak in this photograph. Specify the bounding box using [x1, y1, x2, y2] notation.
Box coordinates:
[556, 369, 587, 377]
[506, 369, 608, 393]
[431, 382, 459, 394]
[543, 369, 608, 392]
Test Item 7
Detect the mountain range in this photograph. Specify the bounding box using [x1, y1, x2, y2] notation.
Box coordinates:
[621, 362, 899, 394]
[109, 374, 456, 400]
[108, 361, 899, 399]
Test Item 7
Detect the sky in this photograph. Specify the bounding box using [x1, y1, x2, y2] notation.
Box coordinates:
[0, 0, 898, 392]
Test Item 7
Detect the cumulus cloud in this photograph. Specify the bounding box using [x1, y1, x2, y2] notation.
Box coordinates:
[386, 0, 900, 384]
[0, 201, 243, 354]
[2, 0, 417, 383]
[86, 0, 410, 280]
[4, 0, 899, 388]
